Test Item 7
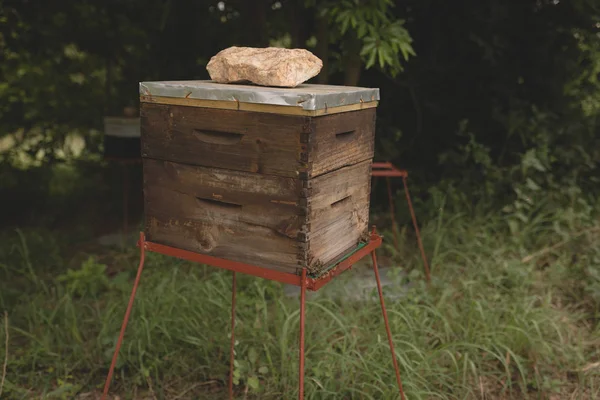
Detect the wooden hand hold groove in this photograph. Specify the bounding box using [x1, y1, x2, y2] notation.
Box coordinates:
[193, 129, 244, 145]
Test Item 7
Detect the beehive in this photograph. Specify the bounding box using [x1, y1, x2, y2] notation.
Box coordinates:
[140, 81, 379, 275]
[103, 116, 141, 160]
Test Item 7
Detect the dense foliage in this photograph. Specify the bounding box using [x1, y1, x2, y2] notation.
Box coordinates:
[2, 1, 599, 210]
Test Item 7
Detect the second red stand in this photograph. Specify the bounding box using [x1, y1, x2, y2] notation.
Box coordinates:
[372, 162, 431, 283]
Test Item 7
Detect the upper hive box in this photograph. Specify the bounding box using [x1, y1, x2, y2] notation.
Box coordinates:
[139, 80, 379, 276]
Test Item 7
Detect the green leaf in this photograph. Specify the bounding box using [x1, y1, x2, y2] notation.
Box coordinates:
[340, 15, 350, 34]
[522, 149, 547, 173]
[508, 219, 520, 235]
[525, 178, 541, 191]
[247, 376, 260, 390]
[374, 9, 388, 23]
[378, 48, 386, 69]
[357, 23, 367, 38]
[367, 24, 377, 37]
[381, 43, 393, 64]
[515, 211, 529, 223]
[360, 40, 376, 56]
[258, 366, 269, 375]
[365, 48, 377, 69]
[248, 347, 258, 365]
[400, 43, 416, 60]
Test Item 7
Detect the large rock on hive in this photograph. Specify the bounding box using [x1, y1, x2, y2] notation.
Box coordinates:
[206, 47, 323, 88]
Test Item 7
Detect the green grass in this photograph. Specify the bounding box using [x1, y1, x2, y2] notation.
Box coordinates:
[0, 205, 599, 399]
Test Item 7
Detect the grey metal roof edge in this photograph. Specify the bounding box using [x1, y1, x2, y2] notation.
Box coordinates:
[139, 81, 379, 111]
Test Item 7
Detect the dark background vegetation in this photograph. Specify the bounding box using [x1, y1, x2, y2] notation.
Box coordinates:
[1, 0, 600, 398]
[1, 0, 599, 226]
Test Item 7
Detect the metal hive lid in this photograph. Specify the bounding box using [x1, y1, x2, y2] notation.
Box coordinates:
[139, 80, 380, 111]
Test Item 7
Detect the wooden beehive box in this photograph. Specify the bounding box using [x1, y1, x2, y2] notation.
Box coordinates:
[139, 81, 379, 276]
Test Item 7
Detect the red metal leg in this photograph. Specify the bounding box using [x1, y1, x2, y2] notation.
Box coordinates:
[402, 176, 431, 283]
[371, 250, 406, 400]
[298, 268, 307, 400]
[229, 271, 236, 400]
[101, 232, 147, 400]
[386, 177, 400, 251]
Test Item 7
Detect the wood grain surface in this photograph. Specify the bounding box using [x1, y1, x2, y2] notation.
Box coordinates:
[141, 103, 376, 275]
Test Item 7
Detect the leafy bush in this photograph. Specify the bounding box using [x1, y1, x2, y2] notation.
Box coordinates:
[56, 257, 110, 298]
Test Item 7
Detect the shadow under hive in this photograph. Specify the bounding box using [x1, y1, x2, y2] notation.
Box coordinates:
[139, 80, 380, 276]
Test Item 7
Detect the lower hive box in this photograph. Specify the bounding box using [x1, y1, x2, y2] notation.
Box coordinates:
[140, 81, 379, 276]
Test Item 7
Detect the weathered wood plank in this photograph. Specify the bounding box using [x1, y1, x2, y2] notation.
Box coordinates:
[141, 103, 307, 177]
[305, 160, 372, 270]
[145, 186, 303, 239]
[307, 208, 370, 268]
[143, 159, 304, 273]
[146, 214, 301, 274]
[143, 159, 303, 209]
[307, 108, 376, 178]
[142, 103, 376, 179]
[143, 159, 304, 236]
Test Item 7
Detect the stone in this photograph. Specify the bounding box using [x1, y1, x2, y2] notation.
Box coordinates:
[206, 46, 323, 88]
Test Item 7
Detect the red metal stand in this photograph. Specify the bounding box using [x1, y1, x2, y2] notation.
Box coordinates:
[298, 268, 307, 400]
[101, 232, 146, 398]
[101, 228, 406, 400]
[372, 250, 406, 400]
[372, 162, 431, 283]
[229, 271, 236, 400]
